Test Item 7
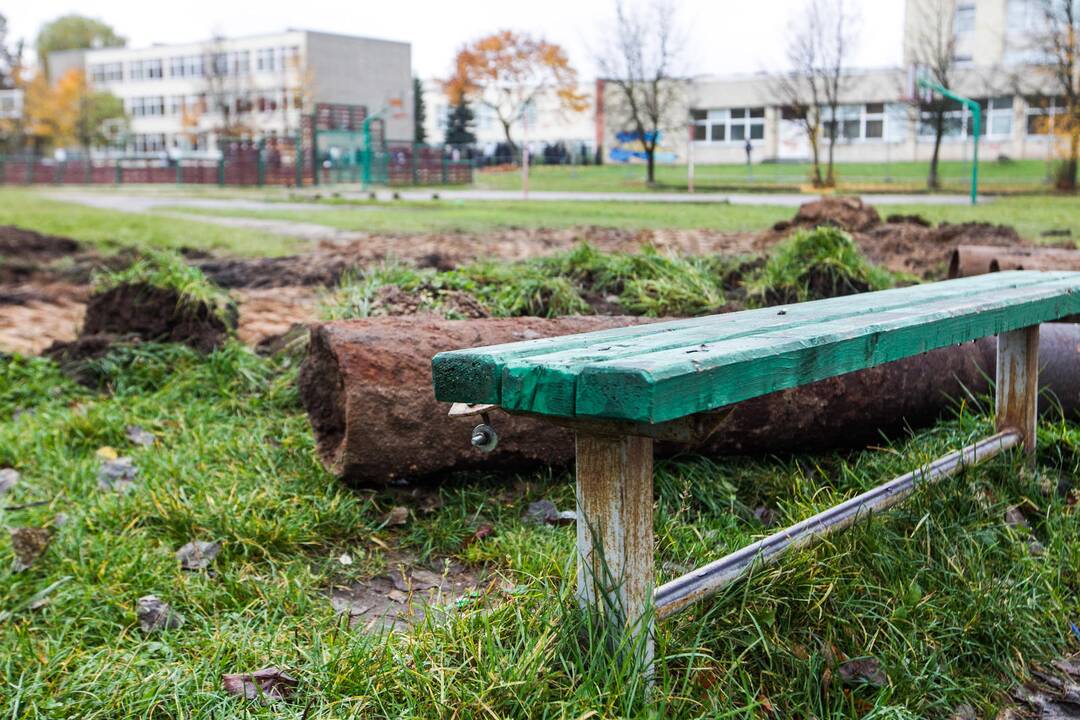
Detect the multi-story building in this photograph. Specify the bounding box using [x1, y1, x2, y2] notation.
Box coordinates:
[48, 30, 413, 156]
[599, 0, 1067, 166]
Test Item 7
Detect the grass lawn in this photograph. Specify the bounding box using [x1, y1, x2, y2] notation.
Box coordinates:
[0, 189, 298, 257]
[471, 159, 1058, 194]
[157, 195, 1080, 244]
[2, 340, 1078, 717]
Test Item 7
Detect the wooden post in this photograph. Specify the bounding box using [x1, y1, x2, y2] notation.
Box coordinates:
[574, 431, 655, 672]
[996, 325, 1039, 454]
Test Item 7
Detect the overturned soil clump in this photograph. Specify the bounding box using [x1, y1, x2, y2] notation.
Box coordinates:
[785, 196, 882, 233]
[82, 283, 237, 352]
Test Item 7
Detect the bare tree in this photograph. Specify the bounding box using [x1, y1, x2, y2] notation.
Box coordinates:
[906, 0, 958, 190]
[596, 0, 685, 186]
[202, 34, 253, 140]
[774, 0, 858, 188]
[1032, 0, 1079, 190]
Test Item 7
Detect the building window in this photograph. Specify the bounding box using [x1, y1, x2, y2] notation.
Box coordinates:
[1026, 96, 1065, 135]
[126, 96, 166, 118]
[955, 3, 976, 33]
[823, 103, 888, 142]
[130, 133, 167, 153]
[691, 107, 765, 144]
[129, 59, 163, 81]
[90, 62, 124, 83]
[919, 96, 1012, 139]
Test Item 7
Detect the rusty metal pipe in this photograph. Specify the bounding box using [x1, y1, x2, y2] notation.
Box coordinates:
[653, 430, 1022, 619]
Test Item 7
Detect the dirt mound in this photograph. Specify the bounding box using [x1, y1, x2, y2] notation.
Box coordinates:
[790, 196, 882, 232]
[885, 213, 932, 227]
[858, 220, 1023, 279]
[0, 226, 80, 258]
[83, 283, 237, 353]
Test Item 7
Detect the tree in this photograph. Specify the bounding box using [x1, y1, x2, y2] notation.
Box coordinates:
[36, 14, 124, 69]
[1031, 0, 1080, 190]
[775, 0, 858, 188]
[907, 0, 958, 190]
[23, 68, 125, 151]
[444, 98, 476, 146]
[202, 34, 253, 138]
[445, 30, 585, 156]
[596, 0, 686, 185]
[413, 76, 427, 145]
[0, 12, 24, 89]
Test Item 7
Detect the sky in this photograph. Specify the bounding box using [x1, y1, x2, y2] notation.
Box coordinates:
[5, 0, 906, 79]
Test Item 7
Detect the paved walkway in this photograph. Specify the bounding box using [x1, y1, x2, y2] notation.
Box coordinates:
[349, 189, 986, 206]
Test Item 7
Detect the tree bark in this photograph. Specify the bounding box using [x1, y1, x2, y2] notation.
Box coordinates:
[928, 111, 945, 190]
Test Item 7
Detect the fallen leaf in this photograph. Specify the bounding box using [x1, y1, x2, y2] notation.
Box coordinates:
[96, 446, 118, 460]
[126, 425, 156, 447]
[949, 703, 977, 720]
[525, 499, 576, 526]
[137, 595, 185, 632]
[837, 657, 888, 688]
[338, 553, 353, 566]
[0, 468, 18, 496]
[467, 523, 495, 546]
[385, 506, 409, 526]
[221, 667, 298, 702]
[10, 527, 52, 572]
[97, 457, 138, 493]
[754, 505, 778, 528]
[176, 540, 222, 570]
[1004, 506, 1030, 530]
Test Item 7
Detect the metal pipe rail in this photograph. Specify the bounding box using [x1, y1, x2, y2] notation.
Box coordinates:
[654, 430, 1022, 619]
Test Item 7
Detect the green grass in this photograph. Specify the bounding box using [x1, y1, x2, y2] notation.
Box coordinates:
[157, 194, 1080, 244]
[94, 249, 236, 323]
[2, 340, 1078, 717]
[470, 159, 1059, 193]
[0, 188, 299, 256]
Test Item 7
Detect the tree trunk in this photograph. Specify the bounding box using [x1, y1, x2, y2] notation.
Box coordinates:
[825, 129, 837, 188]
[928, 111, 945, 191]
[646, 147, 656, 185]
[1058, 128, 1079, 192]
[299, 318, 1080, 486]
[808, 132, 824, 187]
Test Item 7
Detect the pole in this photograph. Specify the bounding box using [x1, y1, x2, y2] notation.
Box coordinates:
[687, 120, 695, 194]
[522, 110, 530, 200]
[917, 77, 980, 205]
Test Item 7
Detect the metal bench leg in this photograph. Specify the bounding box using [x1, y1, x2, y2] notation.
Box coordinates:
[574, 431, 655, 673]
[996, 325, 1039, 456]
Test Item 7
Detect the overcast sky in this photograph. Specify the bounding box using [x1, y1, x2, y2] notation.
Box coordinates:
[6, 0, 906, 79]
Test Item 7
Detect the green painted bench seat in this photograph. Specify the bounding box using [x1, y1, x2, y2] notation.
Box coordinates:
[432, 271, 1080, 424]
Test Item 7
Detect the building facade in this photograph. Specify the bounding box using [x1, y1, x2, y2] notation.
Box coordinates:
[599, 0, 1067, 166]
[49, 30, 412, 157]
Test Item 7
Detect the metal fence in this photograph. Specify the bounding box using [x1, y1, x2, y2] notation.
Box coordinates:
[0, 139, 473, 189]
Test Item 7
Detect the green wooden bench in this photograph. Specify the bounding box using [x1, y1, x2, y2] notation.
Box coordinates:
[431, 270, 1080, 671]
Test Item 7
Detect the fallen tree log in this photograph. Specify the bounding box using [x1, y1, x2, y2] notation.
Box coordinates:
[949, 244, 1080, 278]
[299, 317, 1080, 485]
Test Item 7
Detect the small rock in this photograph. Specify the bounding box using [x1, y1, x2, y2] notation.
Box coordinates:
[1028, 540, 1045, 556]
[221, 667, 298, 702]
[338, 553, 353, 566]
[409, 569, 445, 590]
[384, 506, 409, 526]
[525, 499, 576, 526]
[137, 595, 185, 632]
[176, 540, 222, 570]
[0, 468, 18, 496]
[97, 457, 138, 493]
[125, 425, 156, 447]
[10, 526, 52, 572]
[837, 657, 888, 688]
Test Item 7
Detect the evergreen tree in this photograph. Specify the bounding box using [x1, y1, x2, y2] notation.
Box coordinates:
[413, 76, 426, 144]
[444, 99, 476, 146]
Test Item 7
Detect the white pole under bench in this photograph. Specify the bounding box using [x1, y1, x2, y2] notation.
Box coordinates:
[432, 271, 1080, 673]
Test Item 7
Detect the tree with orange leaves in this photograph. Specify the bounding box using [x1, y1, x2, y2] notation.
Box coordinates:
[23, 68, 124, 152]
[445, 30, 586, 156]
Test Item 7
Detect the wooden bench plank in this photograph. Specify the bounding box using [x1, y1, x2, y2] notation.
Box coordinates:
[432, 272, 1064, 404]
[432, 271, 1080, 422]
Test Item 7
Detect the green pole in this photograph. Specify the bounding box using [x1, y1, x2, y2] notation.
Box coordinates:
[115, 159, 122, 185]
[257, 139, 266, 187]
[917, 77, 980, 205]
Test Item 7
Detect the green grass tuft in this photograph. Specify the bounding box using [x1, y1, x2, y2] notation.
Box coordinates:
[93, 249, 236, 324]
[747, 226, 898, 305]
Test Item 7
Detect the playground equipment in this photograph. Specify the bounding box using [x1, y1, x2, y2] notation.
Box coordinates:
[917, 76, 981, 205]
